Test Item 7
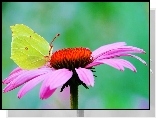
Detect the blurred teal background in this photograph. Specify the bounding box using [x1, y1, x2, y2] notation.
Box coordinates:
[2, 2, 149, 109]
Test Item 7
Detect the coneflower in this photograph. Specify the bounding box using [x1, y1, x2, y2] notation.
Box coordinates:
[2, 42, 146, 109]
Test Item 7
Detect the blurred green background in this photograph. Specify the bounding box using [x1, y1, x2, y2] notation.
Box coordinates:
[2, 2, 149, 109]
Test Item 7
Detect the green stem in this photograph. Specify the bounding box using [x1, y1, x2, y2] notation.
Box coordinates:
[70, 83, 78, 109]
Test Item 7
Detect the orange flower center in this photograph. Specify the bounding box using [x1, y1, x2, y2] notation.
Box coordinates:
[50, 47, 93, 70]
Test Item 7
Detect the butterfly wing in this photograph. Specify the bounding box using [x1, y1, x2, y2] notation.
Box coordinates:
[10, 24, 50, 70]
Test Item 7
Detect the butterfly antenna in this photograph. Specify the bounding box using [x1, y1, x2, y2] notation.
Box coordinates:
[49, 33, 60, 55]
[50, 33, 60, 47]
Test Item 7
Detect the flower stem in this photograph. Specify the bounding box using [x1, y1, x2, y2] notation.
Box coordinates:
[70, 83, 78, 109]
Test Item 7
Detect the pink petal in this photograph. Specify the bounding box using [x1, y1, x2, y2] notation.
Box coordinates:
[17, 74, 46, 99]
[109, 46, 145, 55]
[121, 59, 136, 72]
[86, 60, 116, 69]
[75, 68, 94, 86]
[93, 46, 145, 61]
[3, 68, 52, 93]
[9, 67, 23, 76]
[40, 72, 57, 99]
[92, 42, 126, 58]
[2, 69, 26, 84]
[40, 85, 56, 100]
[113, 59, 137, 72]
[121, 54, 147, 65]
[85, 61, 103, 68]
[47, 69, 73, 90]
[90, 59, 137, 72]
[99, 59, 125, 71]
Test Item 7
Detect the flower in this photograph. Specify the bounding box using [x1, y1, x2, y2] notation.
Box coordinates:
[2, 42, 146, 99]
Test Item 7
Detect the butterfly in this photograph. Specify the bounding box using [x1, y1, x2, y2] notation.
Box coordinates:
[10, 24, 59, 70]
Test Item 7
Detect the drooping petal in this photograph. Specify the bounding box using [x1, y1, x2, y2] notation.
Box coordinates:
[45, 69, 73, 90]
[106, 46, 145, 55]
[39, 72, 57, 99]
[121, 54, 147, 65]
[75, 68, 94, 86]
[17, 74, 47, 99]
[3, 68, 52, 93]
[93, 45, 145, 61]
[2, 66, 55, 84]
[99, 59, 125, 71]
[9, 67, 23, 76]
[92, 42, 126, 58]
[85, 61, 103, 68]
[86, 60, 122, 70]
[2, 69, 27, 84]
[40, 85, 57, 100]
[112, 59, 137, 72]
[89, 59, 137, 72]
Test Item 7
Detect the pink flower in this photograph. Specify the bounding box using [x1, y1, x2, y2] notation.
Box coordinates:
[2, 42, 146, 99]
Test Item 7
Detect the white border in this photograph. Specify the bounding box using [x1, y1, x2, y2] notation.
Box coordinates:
[0, 110, 6, 118]
[151, 0, 156, 8]
[1, 2, 156, 118]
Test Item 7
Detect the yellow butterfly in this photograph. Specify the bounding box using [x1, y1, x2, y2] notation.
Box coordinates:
[10, 24, 59, 70]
